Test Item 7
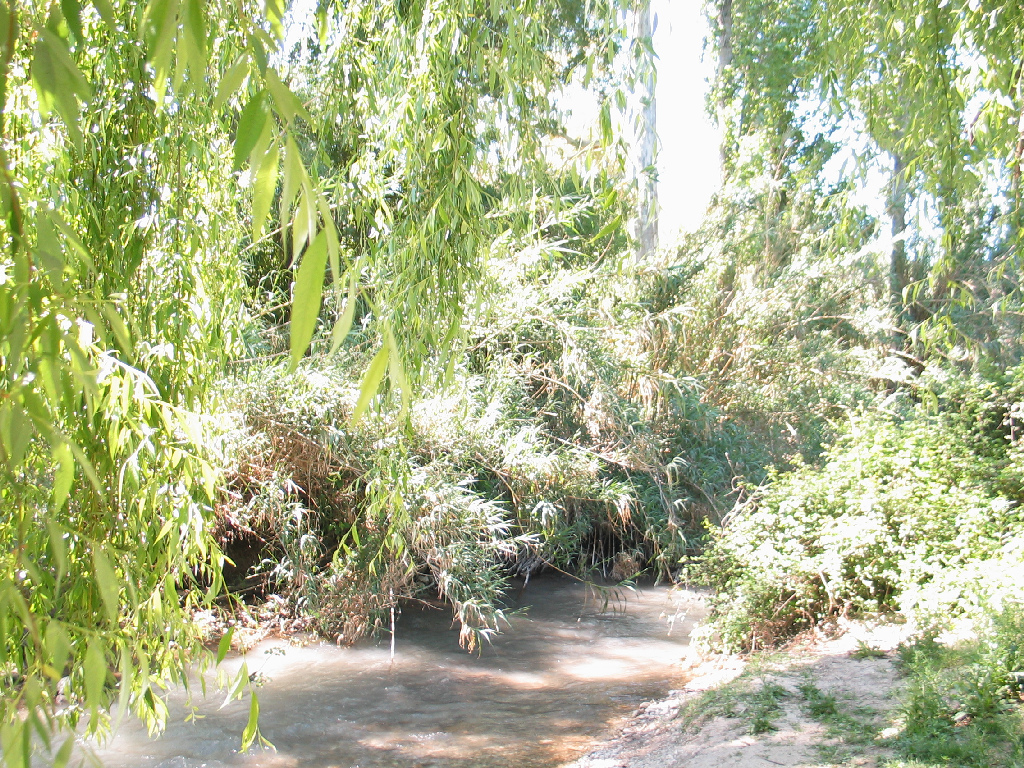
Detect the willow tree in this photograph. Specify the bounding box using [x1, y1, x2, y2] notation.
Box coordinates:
[710, 0, 1024, 357]
[0, 0, 634, 763]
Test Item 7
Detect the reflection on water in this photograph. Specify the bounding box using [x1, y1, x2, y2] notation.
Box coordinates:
[90, 576, 705, 768]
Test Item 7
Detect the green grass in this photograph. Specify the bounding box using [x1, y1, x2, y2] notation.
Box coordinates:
[797, 678, 887, 765]
[678, 665, 791, 736]
[851, 640, 889, 660]
[888, 607, 1024, 768]
[680, 608, 1024, 768]
[798, 680, 840, 719]
[749, 681, 789, 733]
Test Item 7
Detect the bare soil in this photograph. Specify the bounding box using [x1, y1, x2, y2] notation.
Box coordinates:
[562, 619, 912, 768]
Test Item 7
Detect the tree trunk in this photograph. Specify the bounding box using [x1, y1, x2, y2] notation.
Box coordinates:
[716, 0, 733, 177]
[631, 0, 658, 260]
[887, 151, 910, 333]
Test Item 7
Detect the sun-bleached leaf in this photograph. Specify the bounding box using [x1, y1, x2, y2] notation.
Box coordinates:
[266, 68, 312, 124]
[264, 0, 286, 42]
[93, 547, 120, 623]
[329, 272, 359, 356]
[84, 640, 107, 714]
[240, 692, 260, 751]
[51, 442, 74, 511]
[214, 58, 250, 110]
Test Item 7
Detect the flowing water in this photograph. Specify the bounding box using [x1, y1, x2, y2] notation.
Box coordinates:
[89, 577, 705, 768]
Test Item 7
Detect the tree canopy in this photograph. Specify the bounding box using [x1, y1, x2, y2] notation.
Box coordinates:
[712, 0, 1024, 356]
[0, 0, 641, 762]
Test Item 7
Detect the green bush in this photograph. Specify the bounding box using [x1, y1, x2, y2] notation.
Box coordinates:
[691, 368, 1024, 651]
[213, 354, 702, 647]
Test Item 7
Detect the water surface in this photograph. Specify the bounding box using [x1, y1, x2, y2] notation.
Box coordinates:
[91, 577, 704, 768]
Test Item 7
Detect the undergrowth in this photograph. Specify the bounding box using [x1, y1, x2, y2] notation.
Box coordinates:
[678, 655, 792, 736]
[211, 248, 772, 645]
[690, 366, 1024, 652]
[891, 605, 1024, 768]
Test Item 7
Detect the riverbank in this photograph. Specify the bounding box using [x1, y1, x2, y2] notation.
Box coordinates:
[563, 619, 914, 768]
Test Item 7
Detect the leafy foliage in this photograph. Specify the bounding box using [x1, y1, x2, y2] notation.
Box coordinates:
[691, 367, 1024, 652]
[0, 0, 640, 760]
[213, 235, 773, 647]
[895, 606, 1024, 767]
[711, 0, 1024, 358]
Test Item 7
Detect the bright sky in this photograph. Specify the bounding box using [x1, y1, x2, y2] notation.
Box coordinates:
[651, 0, 720, 243]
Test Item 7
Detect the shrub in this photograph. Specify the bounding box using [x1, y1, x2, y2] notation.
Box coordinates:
[691, 368, 1024, 651]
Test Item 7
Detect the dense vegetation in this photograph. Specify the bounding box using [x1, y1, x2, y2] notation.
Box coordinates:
[1, 0, 1022, 765]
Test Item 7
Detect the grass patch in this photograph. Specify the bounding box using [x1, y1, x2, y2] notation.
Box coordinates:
[749, 681, 788, 733]
[852, 640, 889, 660]
[889, 606, 1024, 768]
[798, 677, 884, 766]
[678, 663, 791, 736]
[799, 680, 840, 719]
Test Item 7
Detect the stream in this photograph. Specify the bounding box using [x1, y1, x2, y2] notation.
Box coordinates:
[88, 576, 705, 768]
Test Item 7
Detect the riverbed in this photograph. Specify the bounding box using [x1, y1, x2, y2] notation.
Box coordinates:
[88, 576, 705, 768]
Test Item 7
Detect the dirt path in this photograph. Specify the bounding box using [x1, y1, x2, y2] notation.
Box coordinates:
[563, 621, 911, 768]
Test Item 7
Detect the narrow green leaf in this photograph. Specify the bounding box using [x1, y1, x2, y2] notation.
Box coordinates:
[40, 30, 91, 99]
[279, 136, 304, 225]
[31, 37, 59, 116]
[4, 404, 33, 466]
[115, 638, 133, 726]
[264, 0, 286, 42]
[247, 119, 273, 172]
[45, 520, 67, 582]
[36, 209, 66, 281]
[216, 627, 234, 665]
[328, 273, 358, 356]
[316, 195, 339, 280]
[60, 0, 84, 42]
[84, 640, 107, 714]
[64, 438, 103, 495]
[292, 188, 312, 256]
[27, 697, 51, 751]
[386, 330, 411, 420]
[48, 210, 95, 274]
[44, 622, 71, 680]
[247, 34, 268, 74]
[51, 442, 74, 511]
[233, 90, 268, 171]
[590, 214, 622, 243]
[289, 228, 329, 370]
[0, 721, 27, 768]
[213, 58, 249, 111]
[266, 68, 311, 124]
[352, 341, 390, 424]
[139, 0, 164, 37]
[251, 139, 279, 242]
[600, 100, 613, 146]
[92, 547, 119, 623]
[240, 692, 260, 751]
[145, 0, 181, 104]
[90, 0, 116, 30]
[183, 0, 206, 67]
[100, 303, 132, 354]
[52, 736, 75, 768]
[222, 662, 248, 708]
